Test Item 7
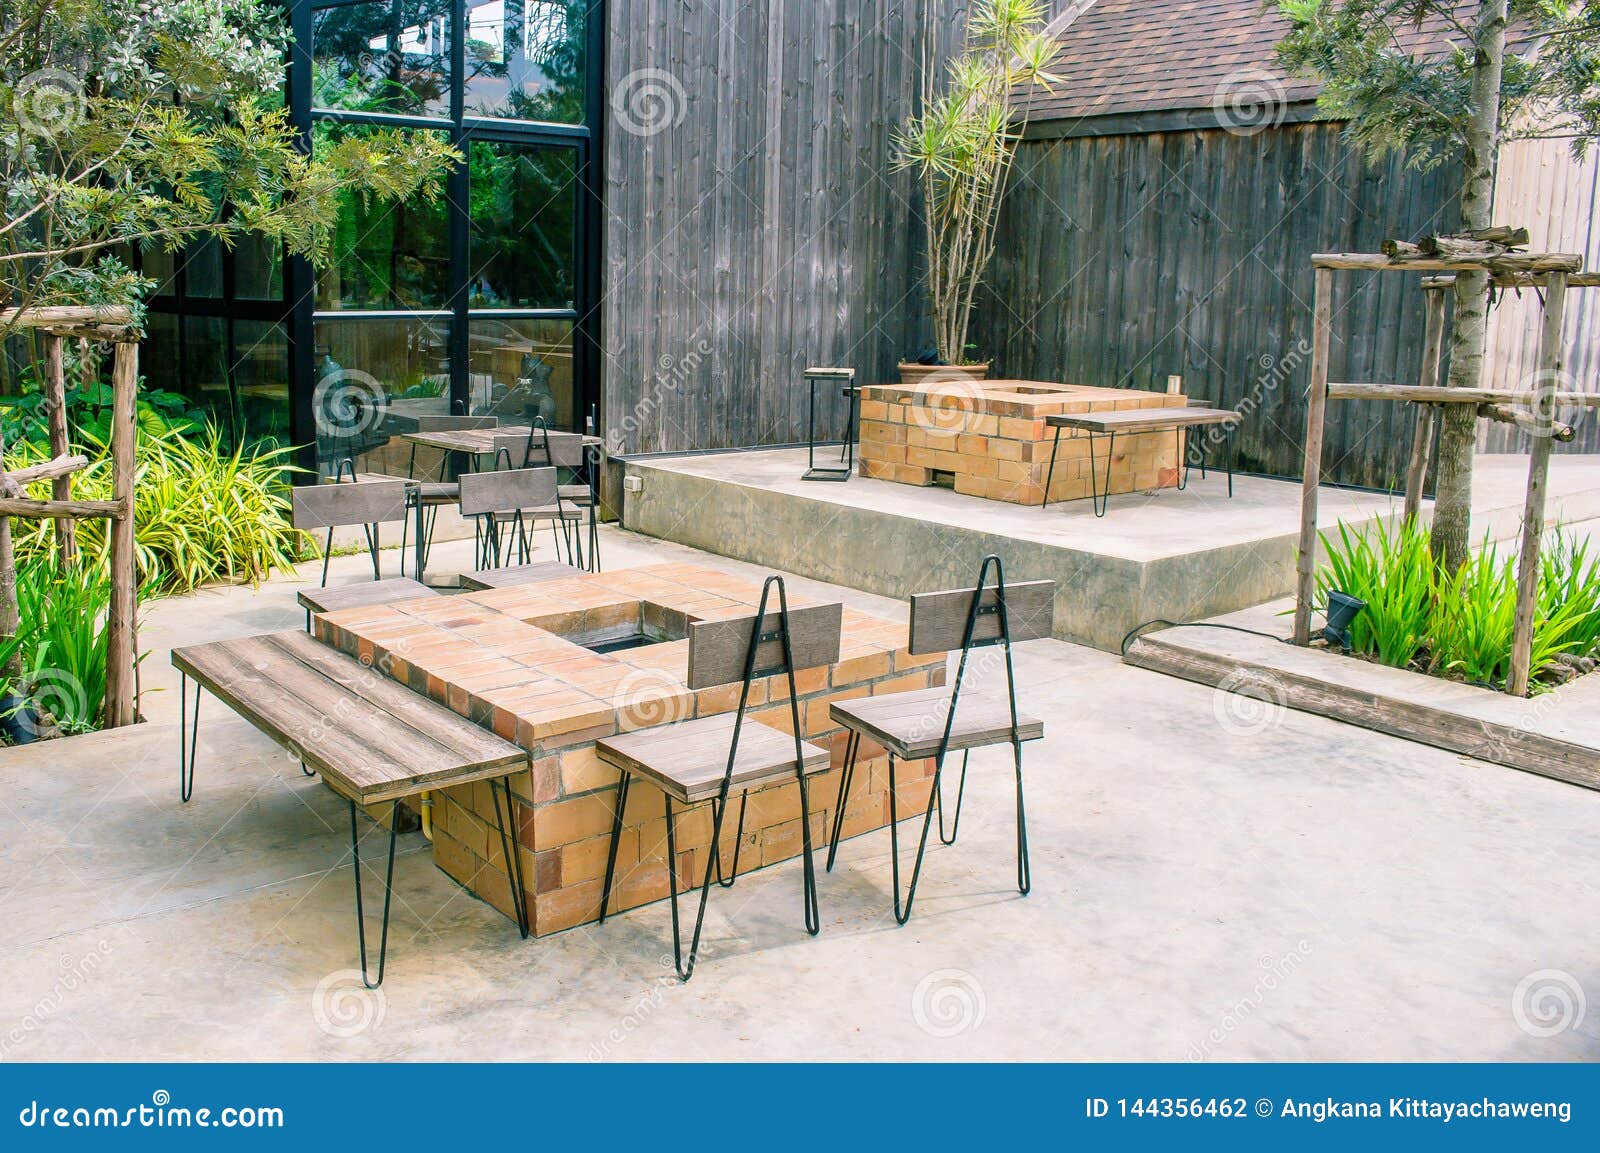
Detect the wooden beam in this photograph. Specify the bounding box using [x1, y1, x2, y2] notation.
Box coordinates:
[1294, 268, 1333, 645]
[1508, 272, 1569, 697]
[1311, 252, 1582, 273]
[1327, 383, 1600, 406]
[43, 337, 77, 566]
[0, 305, 134, 329]
[0, 496, 123, 519]
[103, 342, 138, 728]
[1479, 403, 1575, 442]
[5, 453, 90, 487]
[1404, 288, 1449, 524]
[1418, 271, 1600, 290]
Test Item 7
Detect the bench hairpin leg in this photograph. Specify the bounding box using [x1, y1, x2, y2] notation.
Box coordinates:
[825, 728, 861, 871]
[178, 673, 201, 803]
[709, 791, 748, 888]
[490, 777, 530, 939]
[936, 749, 970, 846]
[1091, 430, 1115, 517]
[1041, 426, 1064, 511]
[598, 771, 632, 924]
[351, 798, 400, 989]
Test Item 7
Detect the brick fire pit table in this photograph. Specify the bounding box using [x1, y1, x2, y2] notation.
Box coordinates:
[857, 379, 1187, 506]
[314, 563, 946, 936]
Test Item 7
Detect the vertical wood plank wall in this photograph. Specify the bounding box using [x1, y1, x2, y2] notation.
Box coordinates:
[971, 121, 1464, 490]
[602, 1, 972, 455]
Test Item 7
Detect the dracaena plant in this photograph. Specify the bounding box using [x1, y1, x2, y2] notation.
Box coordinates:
[0, 0, 460, 334]
[896, 0, 1059, 366]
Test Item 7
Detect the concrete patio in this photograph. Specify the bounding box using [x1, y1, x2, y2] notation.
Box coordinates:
[1, 526, 1597, 1062]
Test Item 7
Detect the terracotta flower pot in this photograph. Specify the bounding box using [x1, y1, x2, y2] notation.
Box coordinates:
[897, 362, 991, 386]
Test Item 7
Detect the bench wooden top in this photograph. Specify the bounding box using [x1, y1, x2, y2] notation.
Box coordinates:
[171, 630, 526, 804]
[597, 713, 830, 804]
[1045, 405, 1241, 434]
[297, 578, 439, 616]
[458, 561, 584, 591]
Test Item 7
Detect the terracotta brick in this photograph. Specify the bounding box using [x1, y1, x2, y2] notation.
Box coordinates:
[560, 746, 617, 796]
[536, 848, 562, 893]
[536, 878, 605, 934]
[532, 793, 617, 850]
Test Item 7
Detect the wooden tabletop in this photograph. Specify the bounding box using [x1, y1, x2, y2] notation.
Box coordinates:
[401, 426, 604, 454]
[1046, 405, 1241, 434]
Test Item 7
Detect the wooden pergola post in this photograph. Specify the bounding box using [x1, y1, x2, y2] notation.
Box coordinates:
[1402, 280, 1451, 524]
[1293, 267, 1333, 645]
[43, 336, 77, 567]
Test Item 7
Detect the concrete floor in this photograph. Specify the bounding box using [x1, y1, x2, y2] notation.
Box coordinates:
[1, 527, 1597, 1061]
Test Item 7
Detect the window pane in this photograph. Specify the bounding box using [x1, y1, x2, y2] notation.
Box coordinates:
[141, 246, 177, 298]
[315, 123, 452, 310]
[463, 0, 587, 123]
[183, 316, 236, 438]
[468, 142, 576, 308]
[235, 233, 283, 302]
[184, 236, 223, 299]
[313, 0, 451, 118]
[234, 322, 290, 447]
[467, 316, 573, 426]
[314, 317, 452, 476]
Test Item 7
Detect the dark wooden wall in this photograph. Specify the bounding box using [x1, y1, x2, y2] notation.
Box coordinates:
[601, 1, 973, 455]
[972, 120, 1464, 489]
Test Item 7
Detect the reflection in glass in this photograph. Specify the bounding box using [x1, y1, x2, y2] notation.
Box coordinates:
[313, 317, 452, 476]
[468, 142, 576, 308]
[234, 322, 291, 447]
[142, 246, 177, 298]
[463, 0, 587, 123]
[315, 123, 451, 310]
[235, 233, 283, 301]
[184, 236, 224, 299]
[183, 316, 235, 436]
[467, 316, 573, 426]
[313, 0, 451, 117]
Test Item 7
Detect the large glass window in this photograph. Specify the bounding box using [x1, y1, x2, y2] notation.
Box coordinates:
[463, 0, 587, 122]
[468, 141, 576, 308]
[466, 316, 573, 423]
[314, 316, 452, 477]
[313, 0, 452, 117]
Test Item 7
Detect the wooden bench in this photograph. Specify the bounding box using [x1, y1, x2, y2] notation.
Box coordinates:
[1042, 405, 1241, 516]
[458, 561, 583, 591]
[170, 629, 530, 985]
[297, 576, 439, 620]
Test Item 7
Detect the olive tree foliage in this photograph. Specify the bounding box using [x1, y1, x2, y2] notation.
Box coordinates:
[0, 0, 458, 337]
[1276, 0, 1600, 571]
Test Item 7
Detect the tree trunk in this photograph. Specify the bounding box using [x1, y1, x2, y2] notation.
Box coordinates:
[1431, 0, 1508, 571]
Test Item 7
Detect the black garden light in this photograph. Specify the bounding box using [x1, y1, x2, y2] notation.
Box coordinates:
[1323, 591, 1367, 651]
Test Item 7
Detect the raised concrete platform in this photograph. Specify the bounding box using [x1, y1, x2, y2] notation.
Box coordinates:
[620, 448, 1600, 651]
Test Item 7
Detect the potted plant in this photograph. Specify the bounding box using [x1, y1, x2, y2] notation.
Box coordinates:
[896, 0, 1058, 384]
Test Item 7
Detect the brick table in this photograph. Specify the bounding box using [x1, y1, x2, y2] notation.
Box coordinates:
[857, 379, 1187, 505]
[315, 563, 946, 936]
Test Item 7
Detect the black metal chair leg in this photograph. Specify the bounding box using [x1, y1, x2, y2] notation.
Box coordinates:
[301, 761, 316, 777]
[598, 772, 632, 924]
[320, 527, 334, 587]
[936, 748, 970, 846]
[825, 729, 861, 871]
[796, 768, 820, 936]
[351, 799, 400, 989]
[1012, 739, 1031, 895]
[665, 791, 732, 982]
[490, 777, 530, 938]
[710, 791, 748, 887]
[887, 754, 945, 926]
[178, 673, 201, 803]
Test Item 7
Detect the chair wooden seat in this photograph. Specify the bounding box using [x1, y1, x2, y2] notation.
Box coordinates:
[598, 713, 830, 805]
[557, 483, 595, 504]
[413, 481, 460, 504]
[493, 504, 583, 524]
[830, 687, 1043, 760]
[459, 561, 583, 591]
[297, 577, 438, 617]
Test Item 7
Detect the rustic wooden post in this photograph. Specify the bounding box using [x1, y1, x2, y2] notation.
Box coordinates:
[1293, 267, 1334, 644]
[1403, 282, 1450, 524]
[43, 335, 77, 566]
[102, 341, 139, 728]
[1506, 270, 1569, 697]
[0, 424, 18, 692]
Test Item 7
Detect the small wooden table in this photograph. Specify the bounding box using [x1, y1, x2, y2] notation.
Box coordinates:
[1043, 406, 1241, 516]
[401, 426, 603, 458]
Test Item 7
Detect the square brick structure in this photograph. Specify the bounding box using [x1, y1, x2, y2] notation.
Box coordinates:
[857, 379, 1187, 505]
[316, 564, 945, 936]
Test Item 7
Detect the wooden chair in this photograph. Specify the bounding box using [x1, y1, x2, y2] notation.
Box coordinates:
[458, 466, 560, 571]
[825, 557, 1054, 924]
[494, 421, 597, 571]
[595, 581, 843, 980]
[398, 414, 496, 579]
[290, 476, 415, 629]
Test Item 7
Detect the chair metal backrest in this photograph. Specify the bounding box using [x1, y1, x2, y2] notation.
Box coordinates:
[291, 479, 410, 531]
[496, 428, 584, 469]
[458, 467, 559, 518]
[907, 558, 1055, 756]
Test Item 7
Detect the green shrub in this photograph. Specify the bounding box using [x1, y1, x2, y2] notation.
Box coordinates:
[8, 432, 314, 596]
[1317, 520, 1600, 691]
